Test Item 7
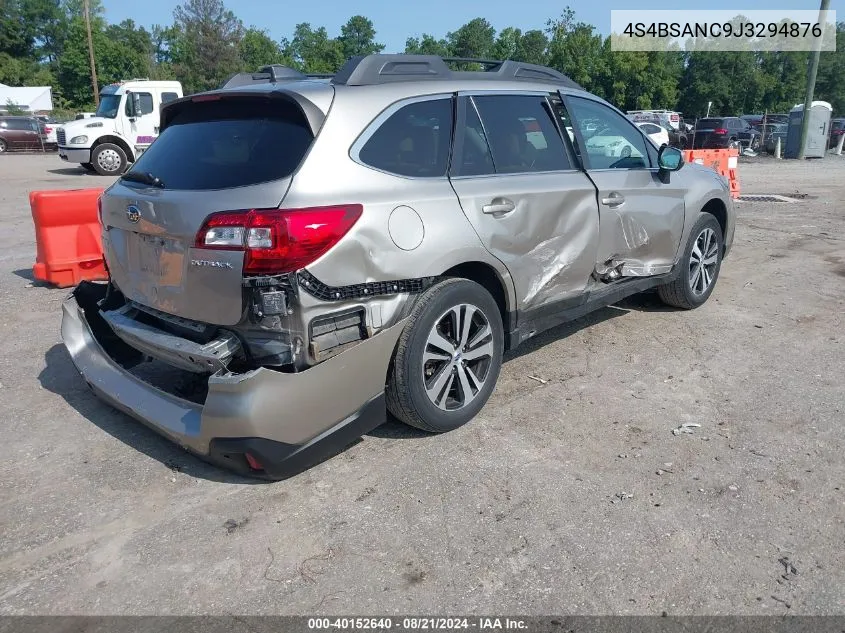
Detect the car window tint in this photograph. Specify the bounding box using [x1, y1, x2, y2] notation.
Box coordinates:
[452, 99, 495, 177]
[161, 92, 178, 104]
[126, 97, 314, 190]
[472, 95, 569, 173]
[567, 97, 649, 170]
[359, 98, 453, 178]
[4, 119, 31, 131]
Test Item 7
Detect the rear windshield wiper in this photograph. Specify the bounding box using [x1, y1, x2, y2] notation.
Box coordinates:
[121, 170, 166, 189]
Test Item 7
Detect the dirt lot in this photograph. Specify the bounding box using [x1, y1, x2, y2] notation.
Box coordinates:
[0, 154, 843, 615]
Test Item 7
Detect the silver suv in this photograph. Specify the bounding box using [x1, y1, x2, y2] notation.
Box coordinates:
[61, 55, 735, 478]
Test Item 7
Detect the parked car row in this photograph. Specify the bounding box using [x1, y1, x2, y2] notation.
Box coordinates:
[0, 116, 57, 153]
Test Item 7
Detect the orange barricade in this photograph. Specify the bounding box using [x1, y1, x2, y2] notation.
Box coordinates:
[682, 148, 740, 199]
[31, 188, 107, 288]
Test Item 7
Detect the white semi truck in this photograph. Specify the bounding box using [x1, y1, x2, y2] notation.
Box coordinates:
[57, 79, 183, 175]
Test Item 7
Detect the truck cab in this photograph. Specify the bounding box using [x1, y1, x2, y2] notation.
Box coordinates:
[57, 79, 183, 175]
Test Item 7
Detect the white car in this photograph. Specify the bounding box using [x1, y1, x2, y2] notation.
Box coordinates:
[636, 122, 670, 148]
[585, 132, 642, 159]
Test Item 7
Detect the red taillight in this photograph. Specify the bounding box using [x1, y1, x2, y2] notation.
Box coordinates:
[192, 94, 221, 102]
[244, 452, 263, 471]
[713, 128, 728, 135]
[195, 205, 363, 274]
[44, 126, 52, 133]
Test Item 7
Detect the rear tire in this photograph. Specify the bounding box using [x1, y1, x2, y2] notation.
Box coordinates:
[386, 278, 504, 433]
[91, 143, 127, 176]
[657, 213, 724, 309]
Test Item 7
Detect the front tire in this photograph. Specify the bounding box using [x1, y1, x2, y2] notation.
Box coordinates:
[657, 213, 724, 309]
[386, 278, 504, 433]
[0, 138, 7, 153]
[91, 143, 127, 176]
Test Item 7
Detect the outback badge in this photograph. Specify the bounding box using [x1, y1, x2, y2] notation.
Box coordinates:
[191, 259, 233, 269]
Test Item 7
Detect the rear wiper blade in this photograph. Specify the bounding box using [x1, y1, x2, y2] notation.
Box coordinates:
[121, 170, 165, 188]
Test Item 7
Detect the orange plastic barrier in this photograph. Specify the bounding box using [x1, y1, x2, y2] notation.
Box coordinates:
[30, 188, 107, 288]
[682, 148, 740, 199]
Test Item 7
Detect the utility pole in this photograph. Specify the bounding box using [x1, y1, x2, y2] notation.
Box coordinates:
[83, 0, 99, 107]
[797, 0, 830, 159]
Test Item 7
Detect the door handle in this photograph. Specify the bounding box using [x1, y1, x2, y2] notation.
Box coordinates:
[482, 198, 516, 216]
[601, 192, 626, 207]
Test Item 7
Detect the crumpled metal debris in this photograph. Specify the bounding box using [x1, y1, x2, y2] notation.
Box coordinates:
[672, 422, 701, 436]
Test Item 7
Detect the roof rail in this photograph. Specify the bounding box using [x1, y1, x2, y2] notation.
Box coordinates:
[331, 54, 582, 89]
[219, 65, 333, 89]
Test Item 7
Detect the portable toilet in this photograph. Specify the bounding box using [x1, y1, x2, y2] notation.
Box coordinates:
[785, 101, 833, 158]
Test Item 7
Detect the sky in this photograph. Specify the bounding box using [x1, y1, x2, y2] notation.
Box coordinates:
[102, 0, 842, 54]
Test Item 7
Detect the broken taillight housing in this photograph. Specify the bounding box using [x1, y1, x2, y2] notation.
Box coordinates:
[194, 205, 363, 274]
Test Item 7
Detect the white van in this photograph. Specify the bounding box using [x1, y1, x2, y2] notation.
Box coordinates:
[57, 79, 183, 175]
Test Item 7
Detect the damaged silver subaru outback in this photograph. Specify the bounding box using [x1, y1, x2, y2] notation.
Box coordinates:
[61, 55, 735, 478]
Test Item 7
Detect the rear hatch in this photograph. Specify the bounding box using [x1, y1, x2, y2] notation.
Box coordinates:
[692, 118, 727, 148]
[100, 92, 326, 326]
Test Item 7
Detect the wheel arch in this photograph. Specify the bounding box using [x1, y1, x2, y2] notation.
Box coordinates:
[93, 135, 135, 162]
[441, 261, 515, 350]
[700, 197, 728, 251]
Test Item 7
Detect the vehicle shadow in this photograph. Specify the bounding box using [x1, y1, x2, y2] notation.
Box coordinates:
[38, 344, 265, 484]
[41, 293, 682, 467]
[615, 289, 680, 313]
[47, 167, 94, 176]
[369, 299, 654, 439]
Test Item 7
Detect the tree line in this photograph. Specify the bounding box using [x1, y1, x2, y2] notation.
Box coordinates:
[1, 0, 843, 118]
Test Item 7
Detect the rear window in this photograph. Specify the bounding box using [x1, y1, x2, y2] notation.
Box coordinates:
[358, 98, 453, 178]
[833, 120, 845, 130]
[697, 119, 724, 128]
[125, 98, 314, 190]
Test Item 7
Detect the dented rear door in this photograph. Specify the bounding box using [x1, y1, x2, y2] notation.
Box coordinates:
[563, 94, 685, 277]
[449, 93, 600, 311]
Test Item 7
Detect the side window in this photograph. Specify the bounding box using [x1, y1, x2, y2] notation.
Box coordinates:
[161, 92, 178, 104]
[358, 97, 453, 178]
[472, 94, 570, 173]
[452, 99, 495, 177]
[567, 97, 649, 170]
[126, 92, 154, 116]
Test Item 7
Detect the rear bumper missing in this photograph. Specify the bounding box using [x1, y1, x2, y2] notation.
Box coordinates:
[61, 282, 405, 479]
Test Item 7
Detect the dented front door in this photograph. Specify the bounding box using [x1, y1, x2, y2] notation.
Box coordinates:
[563, 94, 686, 277]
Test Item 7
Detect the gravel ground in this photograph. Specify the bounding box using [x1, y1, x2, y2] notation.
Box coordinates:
[0, 154, 843, 615]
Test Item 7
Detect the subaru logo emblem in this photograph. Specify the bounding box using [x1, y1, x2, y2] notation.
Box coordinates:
[126, 205, 140, 223]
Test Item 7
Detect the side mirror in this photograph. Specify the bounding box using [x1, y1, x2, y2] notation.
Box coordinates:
[658, 144, 684, 171]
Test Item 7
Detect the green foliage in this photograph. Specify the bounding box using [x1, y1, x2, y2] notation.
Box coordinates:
[338, 16, 384, 59]
[447, 18, 495, 61]
[239, 27, 287, 70]
[816, 23, 845, 114]
[0, 0, 842, 119]
[405, 34, 450, 57]
[4, 98, 26, 114]
[288, 23, 344, 73]
[171, 0, 244, 93]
